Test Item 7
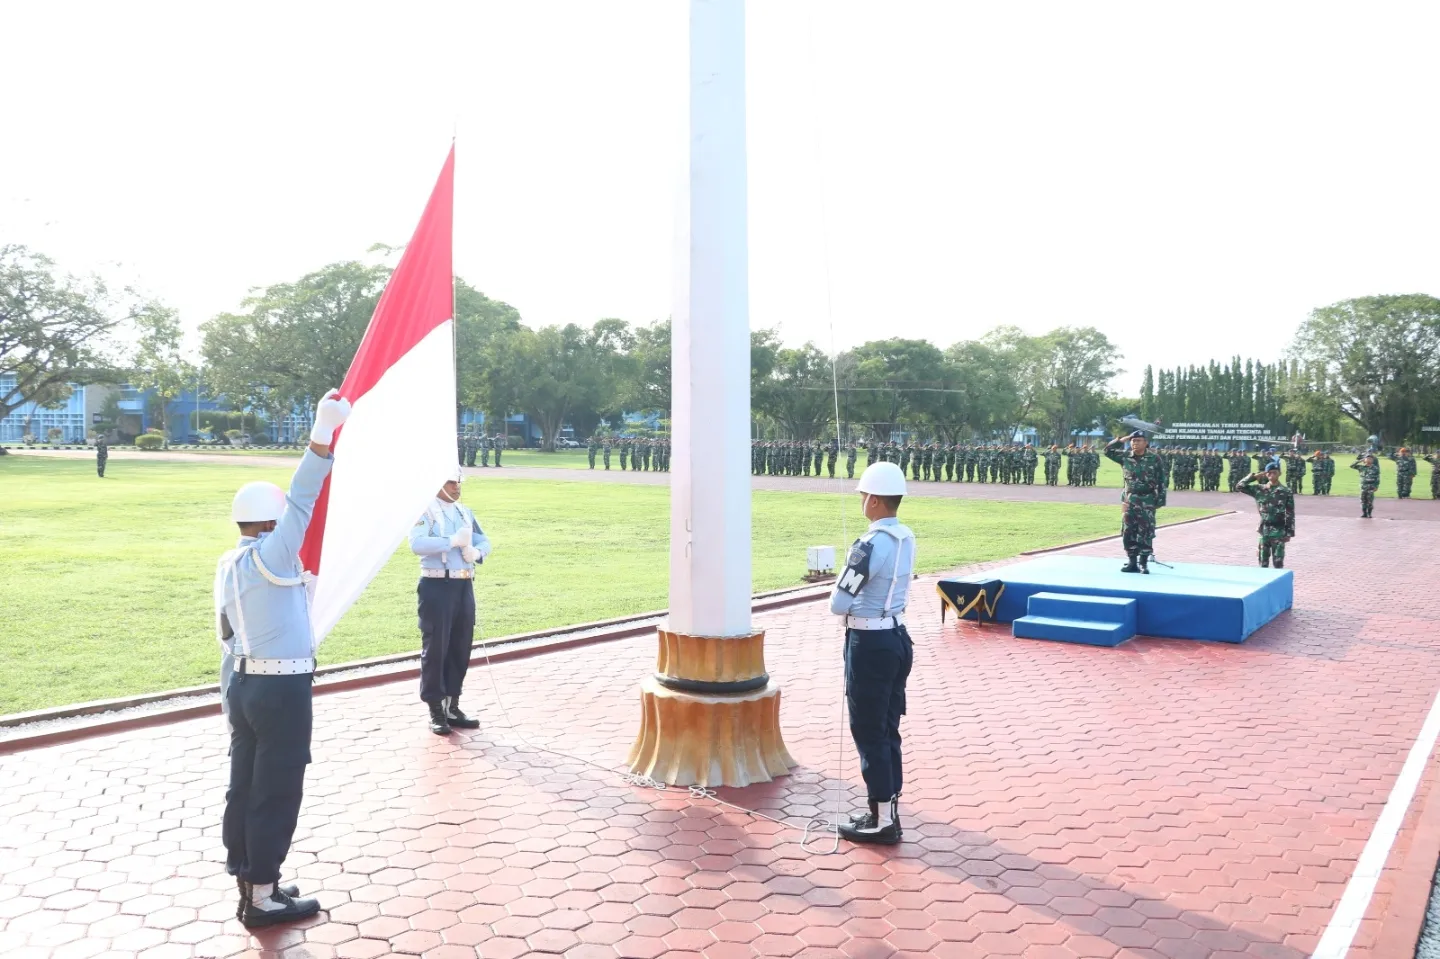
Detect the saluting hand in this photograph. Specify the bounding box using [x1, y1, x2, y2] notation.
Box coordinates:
[311, 389, 352, 445]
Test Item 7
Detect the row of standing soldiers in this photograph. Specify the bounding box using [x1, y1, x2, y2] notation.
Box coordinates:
[748, 441, 1108, 486]
[457, 432, 506, 467]
[588, 437, 671, 472]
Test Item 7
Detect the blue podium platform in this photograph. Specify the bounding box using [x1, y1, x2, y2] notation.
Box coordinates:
[981, 556, 1292, 643]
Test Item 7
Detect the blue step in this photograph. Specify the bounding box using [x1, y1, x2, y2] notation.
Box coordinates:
[1012, 615, 1135, 647]
[1026, 592, 1137, 632]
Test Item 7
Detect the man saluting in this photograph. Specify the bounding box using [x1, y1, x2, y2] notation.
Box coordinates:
[1104, 430, 1164, 574]
[217, 390, 350, 927]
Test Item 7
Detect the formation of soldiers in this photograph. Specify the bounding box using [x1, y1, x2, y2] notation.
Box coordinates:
[457, 431, 506, 467]
[749, 440, 1070, 485]
[588, 436, 671, 472]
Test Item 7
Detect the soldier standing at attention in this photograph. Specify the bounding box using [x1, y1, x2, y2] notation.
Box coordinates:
[95, 434, 109, 478]
[1104, 431, 1164, 574]
[827, 440, 839, 479]
[846, 442, 858, 479]
[1393, 447, 1417, 498]
[479, 434, 490, 468]
[218, 390, 350, 927]
[1424, 450, 1440, 499]
[1351, 452, 1380, 518]
[492, 433, 504, 467]
[602, 438, 612, 470]
[864, 440, 876, 469]
[587, 436, 598, 469]
[830, 462, 914, 846]
[1228, 450, 1245, 492]
[409, 466, 492, 735]
[1043, 444, 1060, 486]
[1237, 460, 1295, 568]
[619, 439, 630, 471]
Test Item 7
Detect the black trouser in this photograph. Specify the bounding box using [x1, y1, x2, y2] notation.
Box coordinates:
[224, 673, 312, 885]
[418, 578, 475, 704]
[97, 454, 107, 477]
[844, 626, 914, 803]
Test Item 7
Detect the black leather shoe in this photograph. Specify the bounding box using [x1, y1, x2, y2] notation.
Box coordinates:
[1120, 555, 1140, 573]
[848, 802, 903, 839]
[445, 697, 480, 730]
[839, 811, 901, 845]
[1138, 554, 1150, 574]
[240, 885, 321, 928]
[428, 702, 452, 735]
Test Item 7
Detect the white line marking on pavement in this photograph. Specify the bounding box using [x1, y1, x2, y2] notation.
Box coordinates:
[1312, 686, 1440, 959]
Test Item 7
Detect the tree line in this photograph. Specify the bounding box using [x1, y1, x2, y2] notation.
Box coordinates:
[4, 243, 1437, 449]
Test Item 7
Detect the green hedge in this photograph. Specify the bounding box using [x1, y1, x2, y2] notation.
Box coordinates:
[135, 434, 166, 450]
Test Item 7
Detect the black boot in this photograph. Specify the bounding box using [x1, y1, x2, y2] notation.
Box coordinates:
[428, 702, 452, 735]
[239, 882, 320, 929]
[237, 876, 299, 916]
[839, 797, 901, 845]
[1120, 554, 1140, 573]
[445, 696, 480, 730]
[1138, 554, 1150, 575]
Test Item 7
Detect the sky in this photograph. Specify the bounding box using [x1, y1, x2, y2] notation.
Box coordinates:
[3, 0, 1438, 395]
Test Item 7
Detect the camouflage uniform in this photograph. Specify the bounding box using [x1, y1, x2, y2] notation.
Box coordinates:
[1351, 456, 1380, 517]
[1392, 450, 1417, 498]
[619, 441, 630, 471]
[1105, 438, 1164, 568]
[1238, 472, 1296, 568]
[1426, 453, 1440, 499]
[865, 442, 876, 469]
[588, 437, 598, 469]
[95, 436, 109, 478]
[846, 443, 857, 479]
[1043, 447, 1061, 486]
[602, 440, 611, 470]
[1284, 451, 1306, 495]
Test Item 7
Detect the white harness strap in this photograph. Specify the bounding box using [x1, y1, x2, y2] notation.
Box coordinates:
[214, 542, 317, 658]
[868, 523, 916, 617]
[426, 500, 474, 569]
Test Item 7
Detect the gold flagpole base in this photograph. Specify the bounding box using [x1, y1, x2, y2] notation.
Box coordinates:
[626, 627, 795, 788]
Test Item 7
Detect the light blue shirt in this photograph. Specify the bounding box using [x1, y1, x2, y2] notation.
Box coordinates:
[409, 498, 492, 571]
[830, 517, 917, 619]
[217, 450, 330, 690]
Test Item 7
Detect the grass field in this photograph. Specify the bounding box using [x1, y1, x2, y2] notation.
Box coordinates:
[0, 456, 1215, 714]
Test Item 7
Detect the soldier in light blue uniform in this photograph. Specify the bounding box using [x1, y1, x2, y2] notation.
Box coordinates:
[409, 466, 492, 734]
[216, 389, 350, 928]
[829, 461, 916, 845]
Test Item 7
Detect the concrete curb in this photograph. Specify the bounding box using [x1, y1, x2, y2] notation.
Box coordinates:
[0, 581, 835, 755]
[1020, 509, 1236, 555]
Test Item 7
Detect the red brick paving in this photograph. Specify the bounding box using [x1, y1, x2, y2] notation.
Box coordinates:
[2, 510, 1438, 958]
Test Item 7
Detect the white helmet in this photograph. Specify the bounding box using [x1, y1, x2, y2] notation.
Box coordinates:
[451, 464, 465, 483]
[856, 461, 907, 496]
[231, 482, 287, 523]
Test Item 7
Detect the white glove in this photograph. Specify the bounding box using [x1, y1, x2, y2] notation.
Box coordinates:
[461, 545, 481, 564]
[449, 527, 471, 549]
[311, 390, 352, 445]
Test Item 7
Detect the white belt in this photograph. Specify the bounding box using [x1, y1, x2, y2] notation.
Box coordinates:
[846, 614, 904, 631]
[237, 657, 315, 676]
[420, 568, 473, 579]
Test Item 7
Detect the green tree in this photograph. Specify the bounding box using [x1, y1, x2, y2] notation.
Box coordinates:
[1035, 327, 1121, 446]
[129, 303, 196, 442]
[0, 245, 125, 422]
[841, 338, 948, 442]
[754, 343, 835, 442]
[1288, 294, 1440, 443]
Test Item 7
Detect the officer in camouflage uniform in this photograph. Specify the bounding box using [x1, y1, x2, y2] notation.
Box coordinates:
[1104, 431, 1164, 574]
[1392, 448, 1417, 498]
[1290, 449, 1313, 492]
[602, 438, 612, 470]
[846, 442, 858, 479]
[1351, 452, 1380, 518]
[587, 436, 598, 469]
[1227, 450, 1246, 491]
[1043, 444, 1061, 486]
[492, 433, 505, 466]
[619, 440, 630, 471]
[1306, 449, 1332, 495]
[95, 434, 109, 478]
[1425, 451, 1440, 499]
[1237, 460, 1296, 568]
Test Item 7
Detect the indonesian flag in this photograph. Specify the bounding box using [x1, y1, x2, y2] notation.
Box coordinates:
[301, 146, 456, 642]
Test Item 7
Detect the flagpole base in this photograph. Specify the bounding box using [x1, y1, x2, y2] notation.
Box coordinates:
[626, 627, 795, 788]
